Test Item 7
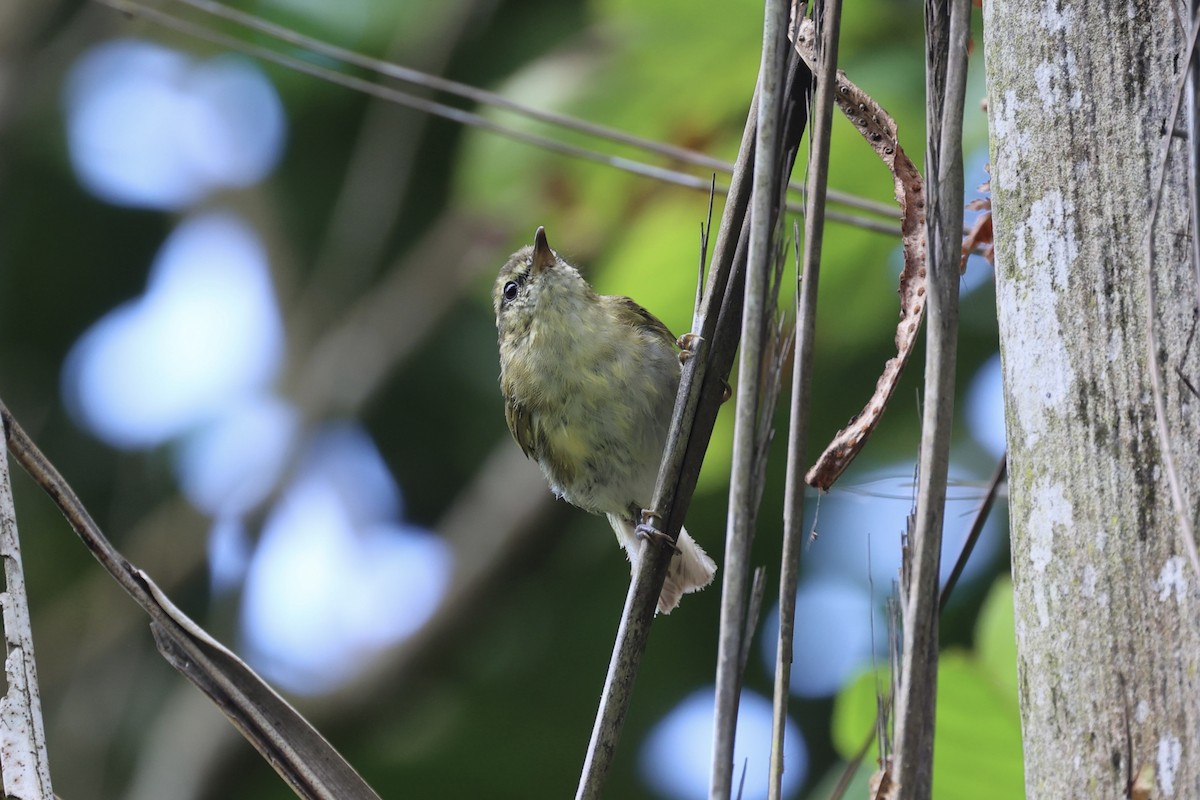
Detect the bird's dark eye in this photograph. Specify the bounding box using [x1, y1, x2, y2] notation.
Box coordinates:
[503, 281, 519, 302]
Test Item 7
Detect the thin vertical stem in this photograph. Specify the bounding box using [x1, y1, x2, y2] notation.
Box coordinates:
[890, 0, 970, 796]
[710, 0, 789, 797]
[769, 2, 842, 798]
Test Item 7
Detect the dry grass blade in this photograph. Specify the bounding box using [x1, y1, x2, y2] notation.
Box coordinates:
[791, 17, 929, 491]
[823, 722, 878, 800]
[0, 402, 381, 800]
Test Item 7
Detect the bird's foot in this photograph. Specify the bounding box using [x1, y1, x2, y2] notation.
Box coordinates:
[635, 509, 680, 553]
[677, 332, 703, 365]
[676, 332, 731, 402]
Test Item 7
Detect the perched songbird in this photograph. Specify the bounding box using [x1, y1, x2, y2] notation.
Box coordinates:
[493, 227, 716, 614]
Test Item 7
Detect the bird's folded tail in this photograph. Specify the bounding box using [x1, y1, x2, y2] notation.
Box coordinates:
[607, 515, 718, 614]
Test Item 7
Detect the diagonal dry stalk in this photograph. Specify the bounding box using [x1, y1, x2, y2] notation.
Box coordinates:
[576, 7, 813, 799]
[0, 401, 382, 800]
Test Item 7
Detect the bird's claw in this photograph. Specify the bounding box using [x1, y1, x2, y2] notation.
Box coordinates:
[676, 333, 730, 402]
[635, 510, 680, 553]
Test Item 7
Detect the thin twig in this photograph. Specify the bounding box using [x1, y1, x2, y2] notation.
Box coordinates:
[712, 1, 789, 796]
[1188, 0, 1200, 305]
[0, 401, 381, 800]
[696, 176, 718, 335]
[740, 567, 769, 678]
[93, 0, 901, 237]
[1144, 5, 1200, 577]
[938, 454, 1007, 612]
[889, 1, 970, 796]
[288, 0, 494, 338]
[290, 212, 501, 416]
[770, 2, 841, 798]
[159, 0, 903, 224]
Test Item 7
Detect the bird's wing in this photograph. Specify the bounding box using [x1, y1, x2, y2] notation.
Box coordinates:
[503, 395, 539, 460]
[606, 295, 677, 348]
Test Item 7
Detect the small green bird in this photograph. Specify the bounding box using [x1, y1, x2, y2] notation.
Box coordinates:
[493, 227, 716, 614]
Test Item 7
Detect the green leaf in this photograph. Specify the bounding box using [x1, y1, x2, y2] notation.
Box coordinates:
[830, 581, 1025, 799]
[934, 650, 1024, 798]
[830, 667, 886, 763]
[975, 576, 1019, 704]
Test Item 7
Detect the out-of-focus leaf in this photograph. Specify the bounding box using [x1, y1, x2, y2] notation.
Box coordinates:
[830, 666, 884, 762]
[934, 651, 1024, 798]
[803, 757, 874, 800]
[831, 578, 1024, 799]
[975, 576, 1018, 703]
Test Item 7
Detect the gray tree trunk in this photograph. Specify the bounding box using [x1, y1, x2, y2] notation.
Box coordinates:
[983, 2, 1200, 798]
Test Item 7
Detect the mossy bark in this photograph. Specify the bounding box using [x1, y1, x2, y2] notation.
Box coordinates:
[983, 1, 1200, 797]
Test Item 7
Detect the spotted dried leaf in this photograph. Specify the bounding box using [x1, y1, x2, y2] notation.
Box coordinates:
[794, 17, 927, 491]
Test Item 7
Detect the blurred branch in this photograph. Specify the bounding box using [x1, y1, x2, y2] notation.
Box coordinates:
[889, 0, 970, 795]
[289, 0, 498, 338]
[124, 682, 241, 800]
[0, 400, 382, 800]
[771, 2, 842, 798]
[94, 0, 902, 237]
[331, 441, 558, 703]
[0, 412, 55, 799]
[289, 211, 504, 418]
[35, 496, 207, 695]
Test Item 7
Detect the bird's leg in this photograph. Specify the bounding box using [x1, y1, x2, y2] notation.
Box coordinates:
[635, 509, 680, 553]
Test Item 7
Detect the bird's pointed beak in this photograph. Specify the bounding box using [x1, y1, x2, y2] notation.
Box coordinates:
[532, 226, 555, 274]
